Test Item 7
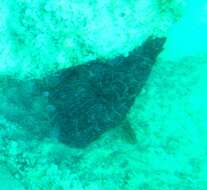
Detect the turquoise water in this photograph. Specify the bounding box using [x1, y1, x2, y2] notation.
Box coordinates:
[0, 0, 207, 189]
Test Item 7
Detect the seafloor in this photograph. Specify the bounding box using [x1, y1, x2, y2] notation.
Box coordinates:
[0, 0, 207, 189]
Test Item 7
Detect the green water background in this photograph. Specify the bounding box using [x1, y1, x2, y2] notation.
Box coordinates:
[0, 0, 207, 189]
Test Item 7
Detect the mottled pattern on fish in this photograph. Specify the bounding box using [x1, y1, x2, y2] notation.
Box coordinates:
[44, 37, 166, 148]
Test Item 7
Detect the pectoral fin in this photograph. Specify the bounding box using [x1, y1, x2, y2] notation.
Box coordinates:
[121, 119, 137, 144]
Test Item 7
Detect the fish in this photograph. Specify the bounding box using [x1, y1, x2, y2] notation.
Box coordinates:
[1, 36, 166, 148]
[42, 36, 166, 148]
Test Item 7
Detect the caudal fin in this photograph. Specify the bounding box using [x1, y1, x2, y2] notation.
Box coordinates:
[141, 36, 166, 61]
[128, 36, 166, 62]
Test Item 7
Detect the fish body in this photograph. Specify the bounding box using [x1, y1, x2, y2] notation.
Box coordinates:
[44, 37, 166, 148]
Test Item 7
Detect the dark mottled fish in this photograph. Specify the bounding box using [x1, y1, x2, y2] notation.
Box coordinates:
[43, 36, 166, 148]
[1, 36, 166, 148]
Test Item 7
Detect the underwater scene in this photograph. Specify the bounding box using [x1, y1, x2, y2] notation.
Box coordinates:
[0, 0, 207, 189]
